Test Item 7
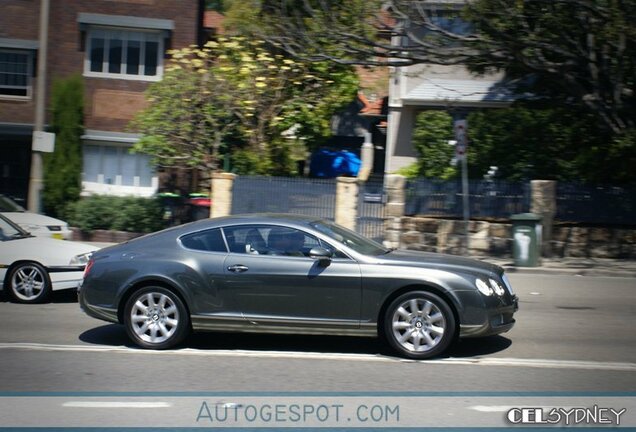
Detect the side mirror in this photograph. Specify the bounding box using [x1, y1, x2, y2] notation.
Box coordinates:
[309, 247, 333, 264]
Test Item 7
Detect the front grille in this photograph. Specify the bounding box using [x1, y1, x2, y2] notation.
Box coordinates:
[47, 226, 62, 231]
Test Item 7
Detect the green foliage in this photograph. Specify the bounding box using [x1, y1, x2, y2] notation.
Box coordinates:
[409, 107, 636, 184]
[465, 107, 620, 183]
[395, 163, 421, 179]
[463, 0, 636, 135]
[411, 111, 458, 180]
[131, 36, 358, 177]
[43, 75, 84, 218]
[67, 195, 165, 233]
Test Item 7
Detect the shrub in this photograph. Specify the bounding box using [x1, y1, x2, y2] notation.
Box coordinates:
[67, 195, 165, 233]
[43, 75, 84, 218]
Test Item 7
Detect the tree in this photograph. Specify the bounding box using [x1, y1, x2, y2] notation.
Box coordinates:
[404, 106, 635, 184]
[42, 75, 84, 218]
[131, 37, 358, 176]
[410, 111, 457, 180]
[259, 1, 636, 145]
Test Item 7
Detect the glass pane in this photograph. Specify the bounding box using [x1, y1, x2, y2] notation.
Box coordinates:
[102, 146, 119, 185]
[138, 154, 154, 187]
[82, 145, 101, 182]
[181, 229, 227, 252]
[108, 38, 123, 73]
[126, 39, 141, 75]
[90, 38, 104, 72]
[120, 149, 136, 186]
[144, 41, 158, 76]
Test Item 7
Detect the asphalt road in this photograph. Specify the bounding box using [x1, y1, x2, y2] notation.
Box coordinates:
[0, 273, 634, 428]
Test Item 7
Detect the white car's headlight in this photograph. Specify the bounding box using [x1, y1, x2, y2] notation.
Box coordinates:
[70, 252, 93, 266]
[475, 278, 494, 296]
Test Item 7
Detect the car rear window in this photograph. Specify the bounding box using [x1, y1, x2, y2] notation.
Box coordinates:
[180, 228, 227, 253]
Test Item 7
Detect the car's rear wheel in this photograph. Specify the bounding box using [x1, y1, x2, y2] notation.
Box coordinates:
[124, 286, 190, 349]
[7, 262, 51, 303]
[383, 291, 455, 359]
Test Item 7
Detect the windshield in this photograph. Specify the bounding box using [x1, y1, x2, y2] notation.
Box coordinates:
[0, 195, 25, 212]
[310, 220, 388, 256]
[0, 215, 27, 240]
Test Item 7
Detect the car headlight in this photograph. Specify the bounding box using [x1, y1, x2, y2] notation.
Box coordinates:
[475, 278, 494, 296]
[489, 278, 506, 296]
[70, 252, 93, 266]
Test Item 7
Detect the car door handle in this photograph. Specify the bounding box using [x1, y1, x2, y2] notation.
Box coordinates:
[227, 264, 249, 273]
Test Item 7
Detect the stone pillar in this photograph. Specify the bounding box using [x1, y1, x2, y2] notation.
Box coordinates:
[357, 132, 374, 181]
[210, 172, 236, 218]
[335, 177, 359, 231]
[384, 174, 406, 248]
[530, 180, 557, 257]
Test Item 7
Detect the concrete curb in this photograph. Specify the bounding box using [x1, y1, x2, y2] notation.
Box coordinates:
[501, 265, 636, 278]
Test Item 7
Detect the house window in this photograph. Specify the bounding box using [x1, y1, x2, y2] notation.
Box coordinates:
[85, 28, 162, 80]
[83, 144, 154, 187]
[0, 50, 32, 98]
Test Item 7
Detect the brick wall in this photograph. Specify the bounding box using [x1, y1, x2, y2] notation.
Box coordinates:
[0, 0, 199, 130]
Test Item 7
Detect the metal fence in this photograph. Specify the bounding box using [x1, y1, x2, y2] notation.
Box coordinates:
[405, 179, 531, 219]
[231, 176, 337, 220]
[556, 183, 636, 225]
[357, 178, 386, 242]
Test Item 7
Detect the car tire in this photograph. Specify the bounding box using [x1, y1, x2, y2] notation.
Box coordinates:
[124, 286, 190, 350]
[383, 290, 456, 360]
[7, 262, 52, 304]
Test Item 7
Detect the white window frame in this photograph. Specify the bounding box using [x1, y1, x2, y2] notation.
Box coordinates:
[82, 141, 158, 197]
[83, 27, 164, 82]
[0, 49, 33, 100]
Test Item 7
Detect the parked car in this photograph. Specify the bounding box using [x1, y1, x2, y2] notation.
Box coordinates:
[0, 194, 72, 240]
[0, 213, 97, 303]
[79, 214, 518, 359]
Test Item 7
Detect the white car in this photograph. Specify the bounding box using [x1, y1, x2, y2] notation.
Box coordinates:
[0, 213, 98, 303]
[0, 195, 72, 240]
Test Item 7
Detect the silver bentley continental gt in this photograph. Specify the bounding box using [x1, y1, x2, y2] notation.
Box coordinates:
[79, 214, 518, 359]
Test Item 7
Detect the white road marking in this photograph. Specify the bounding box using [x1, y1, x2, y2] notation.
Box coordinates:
[0, 342, 635, 372]
[63, 401, 171, 408]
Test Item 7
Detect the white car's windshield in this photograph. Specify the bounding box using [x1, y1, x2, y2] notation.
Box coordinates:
[0, 216, 25, 240]
[310, 220, 389, 256]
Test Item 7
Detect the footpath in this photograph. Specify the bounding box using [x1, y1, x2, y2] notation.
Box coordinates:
[485, 257, 636, 278]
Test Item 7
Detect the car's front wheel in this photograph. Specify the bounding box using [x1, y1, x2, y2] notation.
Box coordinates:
[383, 291, 456, 359]
[124, 287, 190, 349]
[7, 262, 52, 303]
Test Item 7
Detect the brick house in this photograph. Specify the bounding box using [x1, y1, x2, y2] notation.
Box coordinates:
[0, 0, 203, 203]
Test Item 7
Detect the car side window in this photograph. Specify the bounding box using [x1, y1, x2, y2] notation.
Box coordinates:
[223, 225, 321, 257]
[222, 226, 269, 254]
[180, 228, 227, 252]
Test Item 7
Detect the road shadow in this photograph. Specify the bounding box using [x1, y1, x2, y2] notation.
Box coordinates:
[79, 324, 512, 359]
[79, 324, 136, 348]
[446, 335, 512, 358]
[0, 288, 78, 304]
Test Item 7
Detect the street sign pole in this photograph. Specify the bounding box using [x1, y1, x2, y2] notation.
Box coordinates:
[454, 120, 470, 255]
[462, 147, 470, 255]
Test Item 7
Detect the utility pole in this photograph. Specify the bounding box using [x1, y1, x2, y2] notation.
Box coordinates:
[27, 0, 50, 212]
[454, 119, 470, 255]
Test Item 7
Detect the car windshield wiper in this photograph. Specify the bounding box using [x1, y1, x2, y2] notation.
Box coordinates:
[383, 248, 396, 254]
[9, 232, 30, 240]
